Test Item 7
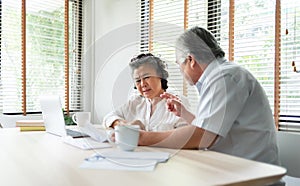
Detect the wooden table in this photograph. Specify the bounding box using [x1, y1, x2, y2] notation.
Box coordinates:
[0, 128, 286, 186]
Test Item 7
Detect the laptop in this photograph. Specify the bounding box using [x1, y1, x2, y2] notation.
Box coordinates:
[40, 95, 89, 138]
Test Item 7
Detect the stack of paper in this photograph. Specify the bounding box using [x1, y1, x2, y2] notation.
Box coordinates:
[80, 149, 170, 171]
[16, 120, 45, 131]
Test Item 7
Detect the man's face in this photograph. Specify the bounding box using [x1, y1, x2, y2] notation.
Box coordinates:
[176, 57, 196, 85]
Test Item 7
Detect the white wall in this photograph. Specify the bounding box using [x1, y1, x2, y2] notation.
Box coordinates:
[85, 0, 139, 124]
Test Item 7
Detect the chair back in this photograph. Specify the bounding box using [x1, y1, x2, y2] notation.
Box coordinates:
[277, 131, 300, 178]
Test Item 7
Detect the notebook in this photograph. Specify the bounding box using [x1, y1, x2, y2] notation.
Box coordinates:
[40, 95, 89, 138]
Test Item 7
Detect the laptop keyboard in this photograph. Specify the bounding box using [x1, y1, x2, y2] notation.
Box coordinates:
[66, 129, 89, 138]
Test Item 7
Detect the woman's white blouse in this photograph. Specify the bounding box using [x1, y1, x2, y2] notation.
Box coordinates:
[102, 94, 188, 131]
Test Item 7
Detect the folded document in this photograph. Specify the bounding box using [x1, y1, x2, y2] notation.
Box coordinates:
[80, 149, 170, 171]
[80, 157, 157, 171]
[63, 136, 112, 150]
[77, 123, 108, 142]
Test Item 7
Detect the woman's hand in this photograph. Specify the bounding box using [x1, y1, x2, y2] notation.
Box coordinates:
[128, 120, 146, 130]
[112, 119, 145, 130]
[111, 119, 126, 128]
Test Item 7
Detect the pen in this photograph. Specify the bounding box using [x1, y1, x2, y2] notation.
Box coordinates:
[85, 153, 105, 162]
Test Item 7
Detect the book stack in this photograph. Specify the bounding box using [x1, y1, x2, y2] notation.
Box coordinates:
[16, 120, 45, 132]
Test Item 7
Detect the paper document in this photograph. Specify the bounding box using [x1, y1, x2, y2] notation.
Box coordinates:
[80, 149, 170, 171]
[78, 123, 108, 142]
[63, 136, 112, 150]
[99, 149, 170, 163]
[80, 155, 156, 171]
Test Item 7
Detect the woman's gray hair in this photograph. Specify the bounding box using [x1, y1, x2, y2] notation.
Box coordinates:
[176, 26, 225, 64]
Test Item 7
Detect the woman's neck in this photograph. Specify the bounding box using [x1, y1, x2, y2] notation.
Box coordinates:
[148, 90, 165, 105]
[148, 90, 165, 116]
[149, 96, 162, 106]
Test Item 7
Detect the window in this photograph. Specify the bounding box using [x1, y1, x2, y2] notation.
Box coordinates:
[279, 0, 300, 131]
[138, 0, 300, 132]
[0, 0, 83, 115]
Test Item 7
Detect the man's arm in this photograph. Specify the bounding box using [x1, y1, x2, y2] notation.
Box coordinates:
[138, 125, 218, 149]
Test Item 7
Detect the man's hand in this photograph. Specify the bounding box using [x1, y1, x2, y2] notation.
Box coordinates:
[160, 92, 186, 116]
[160, 92, 195, 123]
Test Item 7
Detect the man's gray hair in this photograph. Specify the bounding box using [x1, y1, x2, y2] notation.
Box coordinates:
[176, 26, 225, 64]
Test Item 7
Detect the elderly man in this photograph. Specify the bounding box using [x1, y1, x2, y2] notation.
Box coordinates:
[138, 26, 279, 166]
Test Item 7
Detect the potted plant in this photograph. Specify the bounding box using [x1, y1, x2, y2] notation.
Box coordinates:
[62, 109, 76, 125]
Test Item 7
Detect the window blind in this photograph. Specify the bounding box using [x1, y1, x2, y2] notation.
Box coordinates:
[138, 0, 300, 132]
[139, 0, 150, 53]
[227, 0, 276, 115]
[0, 0, 83, 115]
[279, 0, 300, 132]
[69, 0, 83, 113]
[149, 0, 185, 102]
[139, 0, 196, 112]
[1, 1, 22, 113]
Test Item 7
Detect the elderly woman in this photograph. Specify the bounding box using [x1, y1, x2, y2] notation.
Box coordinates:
[102, 53, 189, 131]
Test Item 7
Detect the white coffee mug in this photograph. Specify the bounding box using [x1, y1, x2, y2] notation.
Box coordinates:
[107, 125, 140, 151]
[72, 112, 91, 127]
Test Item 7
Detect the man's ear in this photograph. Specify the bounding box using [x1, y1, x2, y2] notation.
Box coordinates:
[189, 55, 204, 72]
[188, 55, 197, 68]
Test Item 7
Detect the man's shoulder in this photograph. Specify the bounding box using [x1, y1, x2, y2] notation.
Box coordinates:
[219, 61, 254, 78]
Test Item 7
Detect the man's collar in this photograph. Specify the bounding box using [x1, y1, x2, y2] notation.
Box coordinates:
[196, 57, 226, 86]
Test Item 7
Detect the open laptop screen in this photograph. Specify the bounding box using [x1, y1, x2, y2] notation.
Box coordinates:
[40, 95, 67, 137]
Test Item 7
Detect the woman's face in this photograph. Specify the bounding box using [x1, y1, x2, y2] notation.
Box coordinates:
[133, 64, 164, 99]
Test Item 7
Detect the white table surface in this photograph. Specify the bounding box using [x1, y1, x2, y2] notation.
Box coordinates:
[0, 128, 286, 186]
